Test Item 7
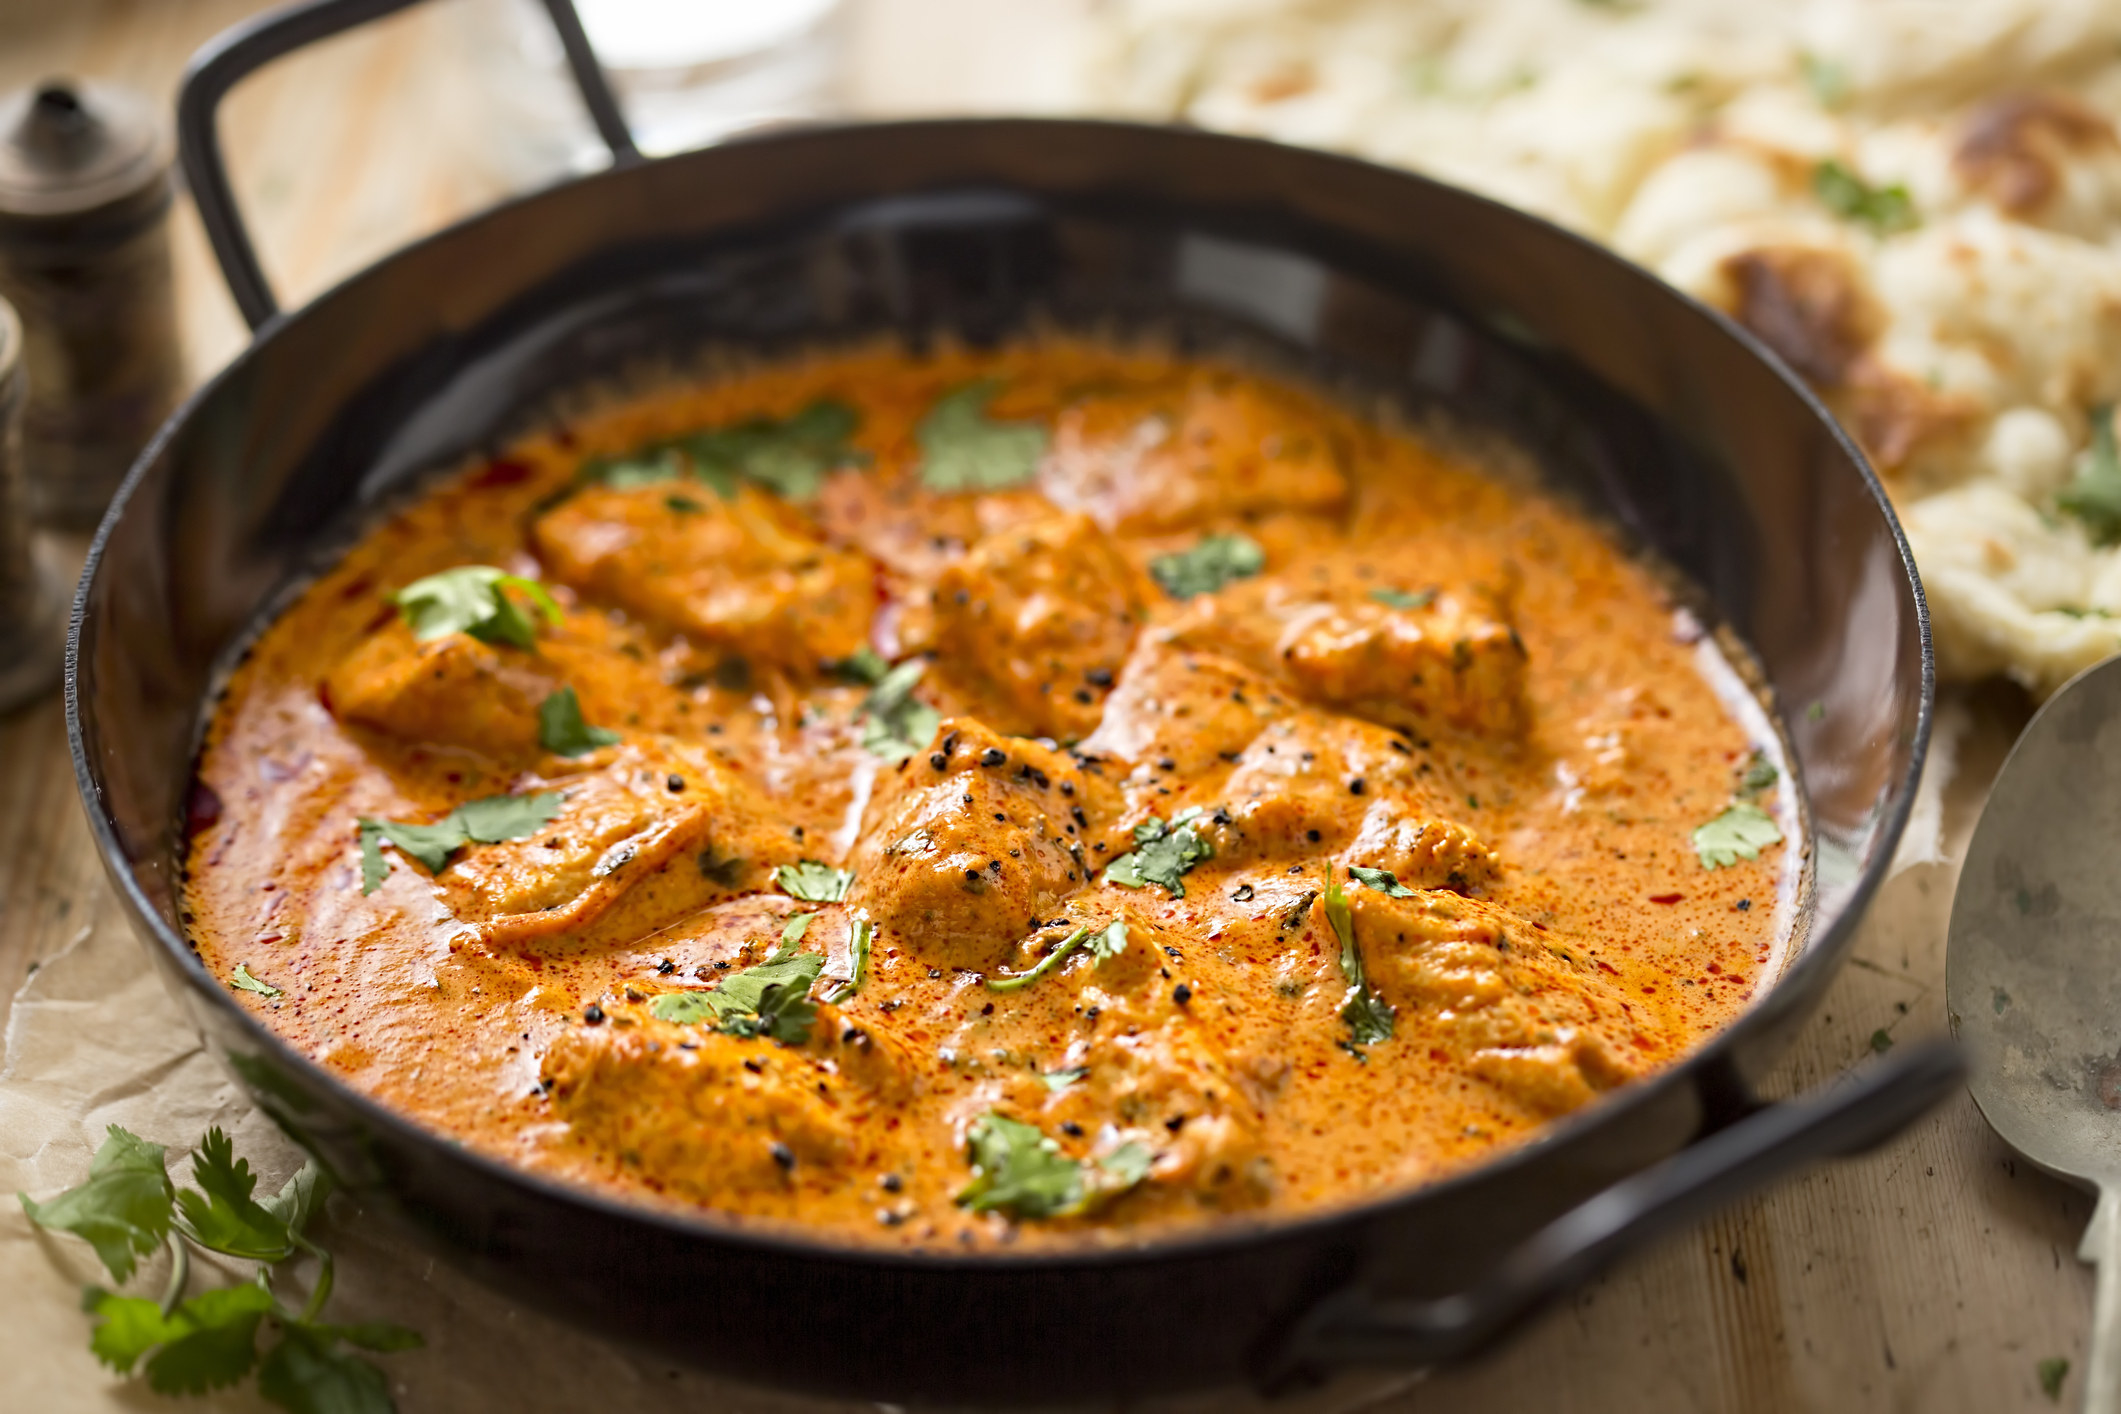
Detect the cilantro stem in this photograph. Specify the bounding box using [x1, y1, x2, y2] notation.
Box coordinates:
[987, 926, 1090, 992]
[293, 1233, 334, 1324]
[159, 1230, 189, 1316]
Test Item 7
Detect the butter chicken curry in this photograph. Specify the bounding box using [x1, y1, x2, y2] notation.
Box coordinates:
[183, 342, 1797, 1249]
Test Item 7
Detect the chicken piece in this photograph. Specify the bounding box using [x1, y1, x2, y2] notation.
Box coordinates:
[437, 739, 794, 947]
[845, 719, 1124, 972]
[543, 1002, 905, 1205]
[930, 512, 1148, 741]
[1076, 642, 1294, 779]
[1348, 889, 1654, 1117]
[1040, 370, 1351, 533]
[1164, 558, 1530, 739]
[532, 482, 874, 672]
[326, 619, 559, 756]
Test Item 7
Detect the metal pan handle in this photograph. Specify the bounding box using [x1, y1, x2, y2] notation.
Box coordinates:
[176, 0, 640, 331]
[1264, 1039, 1963, 1389]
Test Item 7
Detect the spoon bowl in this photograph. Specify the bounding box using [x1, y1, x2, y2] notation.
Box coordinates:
[1949, 654, 2121, 1409]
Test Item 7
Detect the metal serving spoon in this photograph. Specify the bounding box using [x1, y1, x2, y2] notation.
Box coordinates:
[1950, 655, 2121, 1410]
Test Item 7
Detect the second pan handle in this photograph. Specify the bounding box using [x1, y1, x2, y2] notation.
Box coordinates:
[176, 0, 640, 331]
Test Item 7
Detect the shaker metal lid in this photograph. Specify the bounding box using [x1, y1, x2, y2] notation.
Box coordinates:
[0, 79, 168, 221]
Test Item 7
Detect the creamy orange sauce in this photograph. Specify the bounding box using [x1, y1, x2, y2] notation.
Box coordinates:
[183, 341, 1795, 1250]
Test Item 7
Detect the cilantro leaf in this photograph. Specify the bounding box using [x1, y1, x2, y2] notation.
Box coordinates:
[393, 565, 560, 649]
[231, 963, 281, 999]
[310, 1321, 424, 1353]
[823, 915, 873, 1004]
[1324, 877, 1395, 1050]
[584, 444, 687, 489]
[916, 381, 1047, 492]
[1347, 865, 1415, 898]
[260, 1160, 331, 1239]
[1799, 51, 1849, 109]
[1103, 809, 1213, 897]
[650, 941, 823, 1043]
[142, 1283, 272, 1395]
[1149, 534, 1265, 599]
[1739, 749, 1779, 797]
[1084, 918, 1128, 961]
[776, 859, 854, 902]
[537, 687, 620, 757]
[831, 646, 890, 685]
[2059, 406, 2121, 545]
[257, 1323, 394, 1414]
[358, 791, 564, 893]
[687, 399, 862, 502]
[19, 1125, 173, 1283]
[1041, 1067, 1088, 1090]
[1368, 587, 1435, 610]
[1098, 1141, 1153, 1192]
[1692, 801, 1784, 868]
[2039, 1356, 2070, 1402]
[83, 1289, 177, 1373]
[957, 1112, 1084, 1218]
[858, 658, 941, 761]
[175, 1128, 292, 1262]
[1812, 158, 1917, 234]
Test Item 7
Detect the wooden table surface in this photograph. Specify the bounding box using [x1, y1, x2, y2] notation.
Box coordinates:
[0, 3, 2099, 1409]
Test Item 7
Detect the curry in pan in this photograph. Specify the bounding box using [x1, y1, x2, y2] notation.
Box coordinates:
[183, 342, 1797, 1249]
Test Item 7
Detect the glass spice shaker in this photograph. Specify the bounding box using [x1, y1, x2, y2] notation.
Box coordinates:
[0, 80, 181, 531]
[0, 294, 65, 710]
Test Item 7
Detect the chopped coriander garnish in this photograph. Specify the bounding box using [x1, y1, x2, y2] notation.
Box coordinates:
[1149, 533, 1265, 599]
[1368, 587, 1435, 610]
[955, 1112, 1149, 1220]
[1041, 1067, 1088, 1091]
[1347, 865, 1416, 898]
[1324, 877, 1395, 1050]
[1103, 810, 1213, 898]
[858, 658, 942, 761]
[664, 493, 705, 514]
[1812, 158, 1917, 234]
[536, 686, 621, 758]
[357, 790, 563, 893]
[915, 381, 1048, 492]
[2038, 1356, 2070, 1402]
[776, 859, 854, 903]
[2058, 405, 2121, 545]
[583, 400, 862, 503]
[20, 1125, 420, 1410]
[392, 565, 561, 649]
[1691, 801, 1783, 869]
[230, 964, 281, 1000]
[649, 939, 822, 1043]
[1739, 750, 1779, 797]
[823, 915, 873, 1005]
[831, 645, 890, 685]
[1799, 51, 1849, 109]
[1869, 1027, 1894, 1054]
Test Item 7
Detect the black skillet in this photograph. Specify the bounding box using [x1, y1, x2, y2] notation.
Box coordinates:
[67, 0, 1954, 1402]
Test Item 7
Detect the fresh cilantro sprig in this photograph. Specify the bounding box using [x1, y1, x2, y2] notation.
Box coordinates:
[536, 687, 620, 757]
[822, 915, 873, 1005]
[393, 565, 561, 649]
[1149, 533, 1265, 599]
[857, 658, 942, 761]
[1103, 809, 1213, 898]
[357, 790, 564, 894]
[20, 1125, 420, 1412]
[1812, 158, 1917, 235]
[1691, 802, 1783, 869]
[1368, 587, 1435, 610]
[649, 937, 823, 1043]
[2058, 405, 2121, 545]
[776, 859, 854, 902]
[956, 1112, 1149, 1220]
[987, 919, 1128, 993]
[1324, 877, 1396, 1053]
[581, 399, 863, 503]
[916, 381, 1048, 492]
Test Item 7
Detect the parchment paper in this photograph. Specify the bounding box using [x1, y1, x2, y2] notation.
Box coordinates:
[0, 914, 1421, 1413]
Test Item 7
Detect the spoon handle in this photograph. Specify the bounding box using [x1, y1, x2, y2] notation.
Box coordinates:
[2083, 1186, 2121, 1412]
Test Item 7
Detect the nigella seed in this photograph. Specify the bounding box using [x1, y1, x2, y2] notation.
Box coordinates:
[1173, 983, 1193, 1005]
[657, 958, 675, 974]
[1232, 883, 1256, 902]
[1306, 829, 1322, 843]
[582, 1004, 605, 1025]
[1084, 667, 1114, 687]
[771, 1142, 796, 1171]
[744, 1057, 764, 1074]
[881, 1173, 904, 1192]
[1165, 1114, 1187, 1132]
[981, 747, 1007, 767]
[1074, 689, 1093, 704]
[1158, 757, 1177, 771]
[1061, 1121, 1085, 1137]
[1348, 777, 1365, 796]
[667, 774, 685, 793]
[930, 752, 949, 770]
